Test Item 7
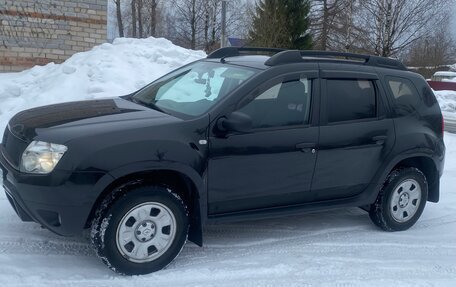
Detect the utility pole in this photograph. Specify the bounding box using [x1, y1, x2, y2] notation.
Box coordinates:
[221, 0, 227, 48]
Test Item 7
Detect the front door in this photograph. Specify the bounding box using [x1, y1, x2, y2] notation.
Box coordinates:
[208, 73, 319, 215]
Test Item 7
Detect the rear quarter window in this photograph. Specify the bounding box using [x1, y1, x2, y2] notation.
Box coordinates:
[386, 76, 422, 116]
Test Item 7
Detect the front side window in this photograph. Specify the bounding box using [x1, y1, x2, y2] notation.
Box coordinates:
[133, 62, 257, 117]
[327, 79, 376, 123]
[238, 77, 312, 129]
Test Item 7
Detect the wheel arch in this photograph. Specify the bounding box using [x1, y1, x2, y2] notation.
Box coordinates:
[382, 155, 440, 203]
[86, 163, 205, 247]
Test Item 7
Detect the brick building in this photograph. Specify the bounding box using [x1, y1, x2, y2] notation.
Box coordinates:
[0, 0, 107, 72]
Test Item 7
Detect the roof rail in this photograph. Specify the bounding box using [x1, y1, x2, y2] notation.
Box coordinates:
[265, 50, 407, 71]
[207, 47, 285, 59]
[207, 47, 407, 71]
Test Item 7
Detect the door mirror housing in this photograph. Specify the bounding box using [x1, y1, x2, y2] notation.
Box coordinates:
[218, 112, 252, 133]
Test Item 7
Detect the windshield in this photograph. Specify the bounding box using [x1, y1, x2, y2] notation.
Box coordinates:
[132, 61, 257, 117]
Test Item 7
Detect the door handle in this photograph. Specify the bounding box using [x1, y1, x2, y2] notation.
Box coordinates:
[372, 135, 387, 144]
[296, 143, 317, 153]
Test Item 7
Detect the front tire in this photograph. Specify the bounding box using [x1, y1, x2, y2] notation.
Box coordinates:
[91, 185, 189, 275]
[369, 167, 428, 231]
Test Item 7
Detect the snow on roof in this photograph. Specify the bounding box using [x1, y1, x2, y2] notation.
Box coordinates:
[434, 71, 456, 77]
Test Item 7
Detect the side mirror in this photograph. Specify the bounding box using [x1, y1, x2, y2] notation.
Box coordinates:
[217, 112, 252, 133]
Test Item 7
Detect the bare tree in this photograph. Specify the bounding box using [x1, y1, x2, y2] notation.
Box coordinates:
[131, 0, 137, 37]
[406, 22, 456, 68]
[124, 0, 162, 38]
[327, 0, 367, 53]
[310, 0, 349, 50]
[171, 0, 209, 49]
[109, 0, 248, 50]
[137, 0, 144, 37]
[114, 0, 125, 37]
[355, 0, 451, 57]
[203, 0, 225, 51]
[149, 0, 159, 37]
[343, 0, 355, 52]
[171, 0, 248, 51]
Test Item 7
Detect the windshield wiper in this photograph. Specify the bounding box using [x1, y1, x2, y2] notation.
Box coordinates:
[131, 97, 168, 114]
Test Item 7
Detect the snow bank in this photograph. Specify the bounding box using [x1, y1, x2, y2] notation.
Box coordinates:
[434, 90, 456, 120]
[0, 37, 206, 133]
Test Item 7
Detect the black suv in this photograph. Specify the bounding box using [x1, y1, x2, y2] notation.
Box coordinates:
[0, 48, 445, 275]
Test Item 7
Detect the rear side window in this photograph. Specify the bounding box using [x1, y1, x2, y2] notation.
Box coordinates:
[386, 77, 421, 116]
[327, 79, 376, 123]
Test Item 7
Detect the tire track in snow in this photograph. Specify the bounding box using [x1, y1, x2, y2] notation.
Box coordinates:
[176, 218, 456, 271]
[0, 237, 94, 256]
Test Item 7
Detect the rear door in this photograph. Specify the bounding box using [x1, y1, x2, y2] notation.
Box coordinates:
[310, 67, 395, 201]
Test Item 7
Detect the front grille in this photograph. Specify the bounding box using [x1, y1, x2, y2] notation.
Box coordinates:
[2, 127, 28, 169]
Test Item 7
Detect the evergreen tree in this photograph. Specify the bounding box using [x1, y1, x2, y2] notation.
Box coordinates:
[248, 0, 312, 50]
[285, 0, 312, 49]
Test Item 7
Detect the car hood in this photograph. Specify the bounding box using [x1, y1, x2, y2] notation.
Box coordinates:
[8, 97, 179, 142]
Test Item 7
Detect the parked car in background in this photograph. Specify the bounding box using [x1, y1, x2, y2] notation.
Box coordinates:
[428, 71, 456, 91]
[431, 71, 456, 82]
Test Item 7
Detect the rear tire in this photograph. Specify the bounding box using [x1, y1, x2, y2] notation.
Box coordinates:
[369, 167, 428, 231]
[90, 185, 189, 275]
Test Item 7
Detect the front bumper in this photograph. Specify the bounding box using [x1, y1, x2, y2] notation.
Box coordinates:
[0, 145, 107, 236]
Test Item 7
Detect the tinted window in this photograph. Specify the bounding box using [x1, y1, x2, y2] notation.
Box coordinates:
[238, 77, 311, 129]
[327, 80, 376, 123]
[387, 77, 421, 115]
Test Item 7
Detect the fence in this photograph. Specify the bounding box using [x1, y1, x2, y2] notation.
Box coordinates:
[427, 81, 456, 91]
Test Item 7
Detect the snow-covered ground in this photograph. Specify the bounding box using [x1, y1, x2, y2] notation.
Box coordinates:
[0, 38, 456, 286]
[0, 134, 455, 286]
[435, 90, 456, 121]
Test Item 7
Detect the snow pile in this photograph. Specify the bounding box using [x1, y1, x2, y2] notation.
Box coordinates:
[0, 37, 206, 133]
[434, 90, 456, 119]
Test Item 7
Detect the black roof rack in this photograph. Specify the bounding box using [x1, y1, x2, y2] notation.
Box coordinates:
[266, 50, 407, 71]
[207, 47, 285, 59]
[207, 47, 407, 71]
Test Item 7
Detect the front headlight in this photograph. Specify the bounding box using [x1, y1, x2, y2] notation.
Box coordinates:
[21, 141, 68, 174]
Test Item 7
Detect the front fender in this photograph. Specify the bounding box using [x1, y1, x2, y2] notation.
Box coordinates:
[90, 160, 206, 247]
[108, 160, 205, 190]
